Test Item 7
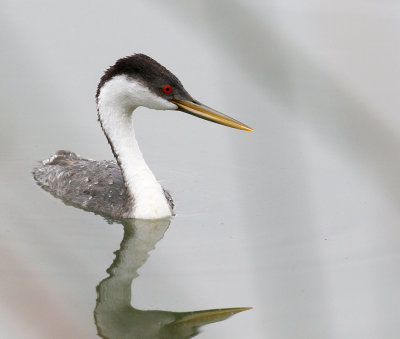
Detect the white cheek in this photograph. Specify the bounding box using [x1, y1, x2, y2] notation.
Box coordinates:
[98, 75, 178, 111]
[132, 85, 177, 110]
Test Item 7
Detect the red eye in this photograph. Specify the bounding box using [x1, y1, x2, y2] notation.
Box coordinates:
[163, 84, 172, 94]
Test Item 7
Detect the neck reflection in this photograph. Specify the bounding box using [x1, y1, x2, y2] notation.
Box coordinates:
[94, 218, 250, 339]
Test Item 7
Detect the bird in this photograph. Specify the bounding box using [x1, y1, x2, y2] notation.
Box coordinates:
[33, 54, 253, 220]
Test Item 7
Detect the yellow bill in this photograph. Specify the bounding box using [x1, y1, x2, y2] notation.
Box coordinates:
[170, 99, 254, 132]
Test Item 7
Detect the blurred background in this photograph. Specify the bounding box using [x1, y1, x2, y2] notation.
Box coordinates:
[1, 1, 400, 338]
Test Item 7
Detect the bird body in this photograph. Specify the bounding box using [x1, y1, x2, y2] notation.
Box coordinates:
[33, 54, 252, 219]
[34, 151, 135, 218]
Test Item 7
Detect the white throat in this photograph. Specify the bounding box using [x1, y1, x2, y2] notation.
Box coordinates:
[97, 75, 177, 219]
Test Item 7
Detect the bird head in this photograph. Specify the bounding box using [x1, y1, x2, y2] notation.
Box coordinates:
[96, 54, 254, 132]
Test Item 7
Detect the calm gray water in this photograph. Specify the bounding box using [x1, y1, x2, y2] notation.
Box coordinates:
[1, 1, 400, 338]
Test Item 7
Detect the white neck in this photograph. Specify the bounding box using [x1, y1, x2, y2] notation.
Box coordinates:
[97, 76, 177, 219]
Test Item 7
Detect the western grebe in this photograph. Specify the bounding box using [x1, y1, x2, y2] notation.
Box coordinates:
[33, 54, 253, 219]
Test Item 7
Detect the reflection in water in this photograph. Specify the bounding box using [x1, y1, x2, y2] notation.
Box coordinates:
[95, 218, 250, 338]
